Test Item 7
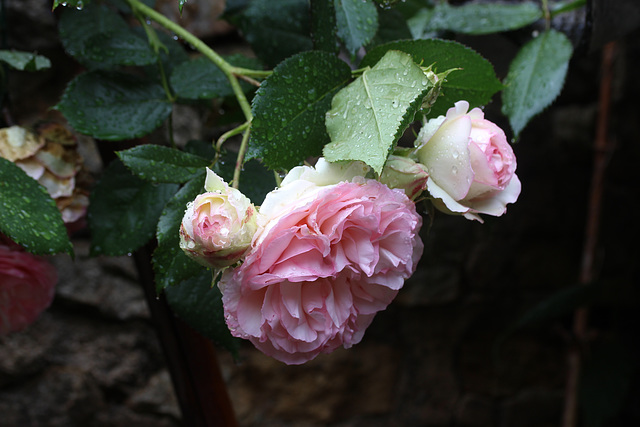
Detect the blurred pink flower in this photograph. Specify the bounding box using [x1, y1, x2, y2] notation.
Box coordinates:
[0, 242, 58, 335]
[219, 160, 423, 364]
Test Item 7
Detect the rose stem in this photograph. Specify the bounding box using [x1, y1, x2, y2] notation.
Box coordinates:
[560, 41, 617, 427]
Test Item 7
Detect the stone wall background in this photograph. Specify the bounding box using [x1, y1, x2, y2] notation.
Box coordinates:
[1, 1, 639, 426]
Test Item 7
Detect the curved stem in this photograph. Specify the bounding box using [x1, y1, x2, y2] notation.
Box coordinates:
[215, 122, 250, 154]
[230, 66, 272, 79]
[233, 127, 251, 189]
[125, 0, 253, 121]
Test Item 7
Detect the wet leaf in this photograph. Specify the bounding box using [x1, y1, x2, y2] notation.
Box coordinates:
[334, 0, 379, 55]
[249, 51, 352, 171]
[361, 39, 503, 118]
[153, 172, 206, 291]
[324, 50, 432, 174]
[310, 0, 339, 53]
[0, 158, 72, 255]
[369, 8, 413, 48]
[0, 50, 51, 71]
[59, 2, 156, 69]
[408, 2, 542, 37]
[52, 0, 89, 10]
[170, 54, 262, 100]
[230, 0, 313, 67]
[165, 270, 240, 357]
[502, 29, 573, 137]
[118, 145, 210, 184]
[89, 160, 178, 256]
[56, 70, 172, 141]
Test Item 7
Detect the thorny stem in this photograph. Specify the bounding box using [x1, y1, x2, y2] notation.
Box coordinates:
[561, 41, 617, 427]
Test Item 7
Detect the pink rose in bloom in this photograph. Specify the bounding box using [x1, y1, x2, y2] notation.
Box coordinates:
[0, 241, 58, 335]
[416, 101, 521, 221]
[219, 159, 423, 364]
[180, 169, 258, 269]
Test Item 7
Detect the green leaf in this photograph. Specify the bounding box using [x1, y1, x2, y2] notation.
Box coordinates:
[249, 51, 352, 171]
[117, 145, 211, 184]
[233, 0, 313, 67]
[52, 0, 89, 10]
[0, 50, 51, 71]
[310, 0, 339, 53]
[502, 29, 573, 137]
[165, 270, 240, 357]
[170, 54, 262, 100]
[361, 39, 503, 117]
[369, 8, 413, 48]
[59, 3, 156, 69]
[334, 0, 379, 55]
[408, 2, 542, 38]
[89, 160, 178, 256]
[153, 173, 206, 291]
[324, 50, 432, 174]
[183, 139, 217, 159]
[56, 70, 172, 140]
[179, 0, 186, 14]
[0, 158, 73, 256]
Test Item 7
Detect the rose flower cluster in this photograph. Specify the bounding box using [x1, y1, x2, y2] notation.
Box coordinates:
[180, 101, 520, 364]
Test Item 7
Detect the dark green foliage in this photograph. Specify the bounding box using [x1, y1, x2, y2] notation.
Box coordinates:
[56, 71, 172, 141]
[362, 39, 503, 117]
[88, 160, 178, 256]
[118, 145, 210, 184]
[249, 51, 352, 171]
[0, 158, 72, 255]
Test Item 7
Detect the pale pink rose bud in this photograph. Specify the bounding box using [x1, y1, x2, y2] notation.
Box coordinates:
[219, 158, 423, 364]
[179, 169, 258, 269]
[380, 155, 429, 200]
[0, 239, 58, 336]
[416, 100, 521, 221]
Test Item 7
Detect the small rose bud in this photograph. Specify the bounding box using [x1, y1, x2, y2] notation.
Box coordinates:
[179, 169, 258, 269]
[416, 101, 521, 221]
[380, 155, 429, 200]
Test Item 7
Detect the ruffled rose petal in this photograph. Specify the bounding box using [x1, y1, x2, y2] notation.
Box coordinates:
[219, 170, 423, 365]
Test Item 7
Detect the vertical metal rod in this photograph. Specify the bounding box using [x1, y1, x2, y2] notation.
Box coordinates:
[561, 41, 617, 427]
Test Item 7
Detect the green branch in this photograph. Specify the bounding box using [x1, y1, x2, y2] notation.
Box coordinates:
[125, 0, 254, 121]
[233, 127, 252, 189]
